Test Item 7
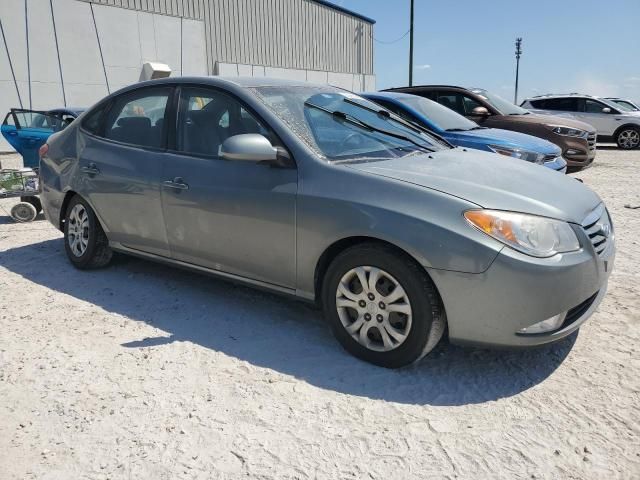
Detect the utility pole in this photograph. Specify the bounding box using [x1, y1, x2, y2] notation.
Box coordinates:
[514, 37, 522, 104]
[409, 0, 414, 86]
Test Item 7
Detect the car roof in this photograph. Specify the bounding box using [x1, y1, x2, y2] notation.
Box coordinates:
[361, 91, 420, 100]
[47, 107, 85, 116]
[523, 93, 601, 100]
[139, 76, 324, 89]
[383, 85, 469, 92]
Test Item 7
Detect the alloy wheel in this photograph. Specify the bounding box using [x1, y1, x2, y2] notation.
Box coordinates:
[67, 203, 90, 257]
[618, 129, 640, 149]
[335, 266, 413, 352]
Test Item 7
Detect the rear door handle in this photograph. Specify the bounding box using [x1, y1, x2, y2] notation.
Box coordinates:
[163, 177, 189, 190]
[81, 163, 100, 176]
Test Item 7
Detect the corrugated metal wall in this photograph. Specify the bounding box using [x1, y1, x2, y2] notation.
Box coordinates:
[78, 0, 374, 75]
[77, 0, 204, 20]
[202, 0, 373, 75]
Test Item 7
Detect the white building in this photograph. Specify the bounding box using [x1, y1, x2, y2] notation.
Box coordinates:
[0, 0, 375, 152]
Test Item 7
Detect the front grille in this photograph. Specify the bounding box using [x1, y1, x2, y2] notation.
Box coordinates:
[587, 132, 596, 150]
[581, 204, 613, 256]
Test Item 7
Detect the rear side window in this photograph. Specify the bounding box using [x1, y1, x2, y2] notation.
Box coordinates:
[103, 88, 171, 149]
[538, 98, 578, 112]
[82, 104, 108, 135]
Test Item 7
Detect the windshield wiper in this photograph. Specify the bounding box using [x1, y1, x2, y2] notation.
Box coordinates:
[469, 126, 487, 130]
[445, 128, 468, 132]
[304, 101, 436, 153]
[339, 97, 453, 147]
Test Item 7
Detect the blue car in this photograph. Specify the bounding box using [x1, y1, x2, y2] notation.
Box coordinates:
[1, 108, 83, 168]
[362, 92, 567, 173]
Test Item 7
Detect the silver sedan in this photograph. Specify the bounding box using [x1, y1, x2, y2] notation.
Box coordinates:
[39, 77, 614, 368]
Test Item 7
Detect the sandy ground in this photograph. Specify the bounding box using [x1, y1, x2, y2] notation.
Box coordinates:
[0, 148, 638, 480]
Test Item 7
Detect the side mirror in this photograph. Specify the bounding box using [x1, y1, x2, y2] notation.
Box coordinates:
[471, 106, 490, 116]
[220, 134, 277, 162]
[601, 107, 611, 114]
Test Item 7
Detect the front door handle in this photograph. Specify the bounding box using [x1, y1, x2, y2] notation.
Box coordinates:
[81, 163, 100, 176]
[163, 177, 189, 190]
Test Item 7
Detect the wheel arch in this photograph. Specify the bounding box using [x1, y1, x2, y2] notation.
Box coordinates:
[59, 190, 78, 230]
[613, 123, 640, 139]
[313, 235, 442, 306]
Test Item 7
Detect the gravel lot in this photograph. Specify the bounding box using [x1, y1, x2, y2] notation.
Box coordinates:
[0, 149, 638, 480]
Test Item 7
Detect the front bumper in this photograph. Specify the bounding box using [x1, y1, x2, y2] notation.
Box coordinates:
[542, 155, 567, 173]
[427, 225, 614, 348]
[561, 132, 597, 167]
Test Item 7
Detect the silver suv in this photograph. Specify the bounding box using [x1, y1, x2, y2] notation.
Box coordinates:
[521, 94, 640, 149]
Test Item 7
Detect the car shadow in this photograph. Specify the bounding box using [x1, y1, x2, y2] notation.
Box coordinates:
[0, 239, 578, 406]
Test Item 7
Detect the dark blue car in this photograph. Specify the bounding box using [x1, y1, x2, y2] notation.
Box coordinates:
[362, 92, 567, 173]
[1, 108, 84, 168]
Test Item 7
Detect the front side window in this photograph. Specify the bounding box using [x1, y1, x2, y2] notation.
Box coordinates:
[584, 99, 609, 113]
[177, 87, 274, 157]
[436, 93, 466, 115]
[470, 89, 528, 115]
[103, 88, 171, 148]
[252, 86, 446, 162]
[12, 110, 64, 132]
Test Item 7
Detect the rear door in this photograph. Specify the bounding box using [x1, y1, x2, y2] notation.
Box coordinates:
[2, 109, 64, 168]
[79, 86, 173, 256]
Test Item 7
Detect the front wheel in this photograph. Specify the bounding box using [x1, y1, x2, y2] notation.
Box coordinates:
[616, 127, 640, 149]
[322, 244, 445, 368]
[64, 195, 113, 269]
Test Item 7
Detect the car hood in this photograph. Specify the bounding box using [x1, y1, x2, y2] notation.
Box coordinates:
[453, 128, 560, 155]
[346, 148, 600, 223]
[502, 112, 595, 131]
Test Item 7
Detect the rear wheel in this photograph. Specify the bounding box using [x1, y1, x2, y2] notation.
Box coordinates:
[616, 127, 640, 149]
[321, 243, 445, 368]
[64, 195, 112, 269]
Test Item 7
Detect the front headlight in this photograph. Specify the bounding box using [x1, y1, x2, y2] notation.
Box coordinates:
[488, 145, 543, 164]
[464, 210, 580, 257]
[546, 125, 587, 137]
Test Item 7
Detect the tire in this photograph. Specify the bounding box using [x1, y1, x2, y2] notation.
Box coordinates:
[616, 126, 640, 149]
[20, 196, 42, 214]
[63, 195, 113, 269]
[321, 243, 445, 368]
[10, 202, 37, 222]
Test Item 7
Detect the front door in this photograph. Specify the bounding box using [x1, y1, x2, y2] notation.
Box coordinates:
[1, 109, 64, 168]
[160, 86, 297, 288]
[573, 99, 619, 136]
[79, 86, 173, 256]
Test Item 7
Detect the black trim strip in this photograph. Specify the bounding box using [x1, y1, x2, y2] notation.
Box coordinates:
[24, 0, 31, 108]
[49, 0, 66, 107]
[0, 18, 23, 108]
[90, 3, 110, 94]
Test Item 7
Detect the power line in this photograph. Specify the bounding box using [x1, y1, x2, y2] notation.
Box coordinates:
[369, 29, 410, 44]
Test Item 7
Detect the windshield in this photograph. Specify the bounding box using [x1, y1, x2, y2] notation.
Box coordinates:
[396, 95, 480, 131]
[609, 99, 638, 112]
[471, 89, 529, 115]
[251, 86, 447, 161]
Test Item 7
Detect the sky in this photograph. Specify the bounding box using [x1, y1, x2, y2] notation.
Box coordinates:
[336, 0, 640, 104]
